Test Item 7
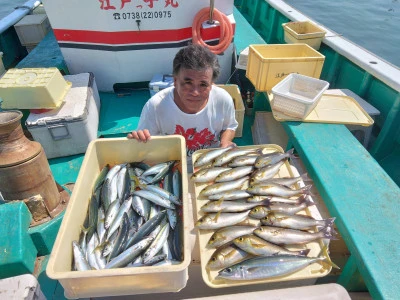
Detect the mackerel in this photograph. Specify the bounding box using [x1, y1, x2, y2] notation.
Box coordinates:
[133, 189, 175, 209]
[72, 241, 91, 271]
[142, 223, 170, 264]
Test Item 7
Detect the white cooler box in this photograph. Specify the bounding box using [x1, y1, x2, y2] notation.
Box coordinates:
[26, 72, 100, 159]
[149, 74, 174, 97]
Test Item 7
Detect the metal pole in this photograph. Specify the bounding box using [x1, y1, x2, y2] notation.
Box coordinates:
[208, 0, 215, 24]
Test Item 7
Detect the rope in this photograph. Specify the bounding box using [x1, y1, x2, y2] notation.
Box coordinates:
[192, 7, 233, 55]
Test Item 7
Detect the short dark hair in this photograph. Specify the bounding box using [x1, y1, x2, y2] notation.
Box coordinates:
[173, 44, 220, 81]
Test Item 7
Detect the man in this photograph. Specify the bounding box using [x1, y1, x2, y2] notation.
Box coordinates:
[127, 44, 238, 166]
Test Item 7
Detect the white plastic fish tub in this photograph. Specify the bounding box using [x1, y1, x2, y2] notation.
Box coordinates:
[191, 144, 331, 288]
[46, 136, 190, 299]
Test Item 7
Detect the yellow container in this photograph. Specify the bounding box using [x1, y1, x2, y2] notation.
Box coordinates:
[46, 136, 191, 299]
[217, 84, 245, 137]
[283, 21, 326, 50]
[246, 44, 325, 92]
[192, 144, 332, 288]
[0, 68, 71, 109]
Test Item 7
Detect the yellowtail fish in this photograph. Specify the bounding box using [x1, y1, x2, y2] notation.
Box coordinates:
[217, 255, 326, 280]
[213, 148, 262, 167]
[250, 161, 285, 185]
[215, 166, 255, 183]
[199, 176, 249, 197]
[249, 197, 313, 218]
[208, 189, 252, 201]
[194, 146, 234, 168]
[196, 210, 250, 230]
[254, 148, 294, 169]
[258, 173, 311, 187]
[201, 199, 261, 213]
[228, 155, 258, 167]
[233, 235, 310, 257]
[207, 245, 253, 271]
[191, 167, 231, 183]
[247, 183, 312, 198]
[207, 225, 258, 249]
[261, 212, 336, 230]
[254, 226, 336, 245]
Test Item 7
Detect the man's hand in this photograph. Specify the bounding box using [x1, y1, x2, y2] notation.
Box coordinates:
[127, 129, 151, 142]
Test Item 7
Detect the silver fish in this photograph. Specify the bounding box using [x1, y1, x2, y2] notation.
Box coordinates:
[258, 173, 311, 187]
[254, 226, 336, 245]
[250, 161, 285, 184]
[215, 166, 255, 183]
[191, 167, 232, 183]
[72, 240, 91, 271]
[196, 210, 250, 230]
[207, 244, 253, 271]
[141, 184, 181, 205]
[133, 189, 174, 209]
[199, 176, 249, 197]
[104, 200, 121, 230]
[254, 148, 294, 169]
[208, 190, 252, 201]
[142, 223, 170, 264]
[105, 237, 153, 269]
[201, 199, 260, 213]
[213, 148, 260, 167]
[249, 199, 311, 218]
[207, 225, 258, 249]
[228, 155, 258, 167]
[248, 183, 312, 198]
[217, 255, 325, 280]
[194, 147, 233, 168]
[261, 212, 336, 230]
[233, 235, 310, 257]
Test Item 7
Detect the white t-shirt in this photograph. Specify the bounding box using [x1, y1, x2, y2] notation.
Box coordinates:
[137, 85, 238, 162]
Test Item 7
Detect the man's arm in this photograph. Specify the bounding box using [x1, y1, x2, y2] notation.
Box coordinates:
[220, 129, 236, 148]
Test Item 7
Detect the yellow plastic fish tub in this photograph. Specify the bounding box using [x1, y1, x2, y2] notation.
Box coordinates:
[192, 144, 332, 288]
[46, 136, 190, 299]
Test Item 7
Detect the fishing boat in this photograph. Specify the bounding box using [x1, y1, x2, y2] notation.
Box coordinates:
[0, 0, 399, 299]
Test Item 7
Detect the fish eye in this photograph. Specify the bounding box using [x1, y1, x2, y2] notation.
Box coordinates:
[238, 237, 243, 241]
[211, 257, 217, 261]
[210, 236, 215, 241]
[226, 268, 232, 273]
[259, 227, 264, 231]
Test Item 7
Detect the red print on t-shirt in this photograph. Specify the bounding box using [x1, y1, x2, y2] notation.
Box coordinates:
[175, 125, 216, 155]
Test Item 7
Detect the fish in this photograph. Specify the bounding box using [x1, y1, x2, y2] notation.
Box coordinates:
[191, 167, 232, 183]
[193, 146, 234, 168]
[233, 235, 310, 257]
[261, 212, 336, 231]
[105, 237, 153, 269]
[215, 166, 255, 183]
[213, 148, 261, 167]
[250, 161, 285, 184]
[248, 197, 313, 218]
[208, 190, 252, 201]
[133, 189, 175, 209]
[258, 173, 311, 187]
[228, 155, 258, 167]
[196, 210, 251, 230]
[142, 223, 170, 264]
[207, 244, 253, 271]
[141, 184, 181, 205]
[254, 148, 294, 169]
[217, 255, 326, 280]
[254, 226, 336, 245]
[201, 199, 260, 213]
[93, 164, 110, 192]
[206, 225, 258, 249]
[72, 240, 92, 271]
[199, 176, 249, 197]
[247, 183, 312, 198]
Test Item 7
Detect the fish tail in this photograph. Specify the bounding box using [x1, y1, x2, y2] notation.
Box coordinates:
[325, 217, 336, 228]
[300, 172, 312, 182]
[301, 184, 313, 195]
[286, 148, 296, 161]
[320, 226, 338, 240]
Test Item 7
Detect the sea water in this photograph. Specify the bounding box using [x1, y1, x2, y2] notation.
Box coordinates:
[1, 0, 400, 69]
[284, 0, 400, 69]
